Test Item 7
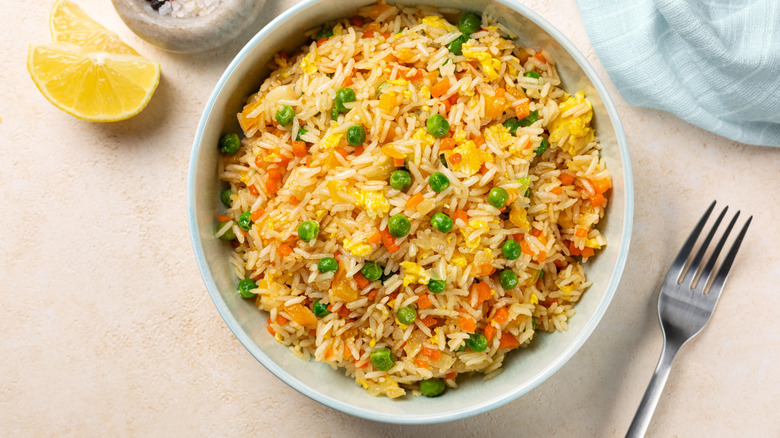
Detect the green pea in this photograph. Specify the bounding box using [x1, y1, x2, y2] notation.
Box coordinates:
[456, 344, 466, 352]
[317, 257, 339, 273]
[503, 118, 522, 136]
[297, 220, 320, 242]
[465, 332, 488, 352]
[380, 271, 397, 284]
[220, 189, 232, 207]
[397, 306, 417, 325]
[370, 347, 395, 371]
[502, 239, 521, 260]
[426, 114, 450, 138]
[427, 279, 446, 294]
[534, 138, 549, 155]
[388, 214, 411, 238]
[430, 212, 454, 233]
[216, 221, 236, 240]
[347, 125, 366, 146]
[499, 269, 518, 289]
[420, 378, 446, 397]
[315, 28, 333, 40]
[275, 105, 295, 126]
[447, 35, 468, 56]
[458, 12, 482, 35]
[238, 278, 257, 298]
[218, 133, 241, 156]
[296, 127, 308, 142]
[389, 170, 412, 191]
[428, 172, 450, 192]
[331, 108, 339, 121]
[334, 87, 356, 113]
[238, 211, 253, 231]
[487, 187, 509, 209]
[519, 110, 539, 127]
[312, 300, 330, 317]
[361, 262, 383, 282]
[377, 81, 390, 97]
[524, 71, 541, 79]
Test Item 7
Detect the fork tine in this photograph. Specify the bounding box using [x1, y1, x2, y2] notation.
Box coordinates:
[704, 215, 752, 300]
[696, 211, 740, 291]
[682, 205, 728, 287]
[666, 201, 716, 283]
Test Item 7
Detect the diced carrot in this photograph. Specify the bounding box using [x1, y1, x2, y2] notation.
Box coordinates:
[289, 196, 300, 205]
[484, 90, 507, 118]
[553, 259, 566, 268]
[431, 78, 450, 97]
[267, 326, 276, 336]
[551, 186, 562, 195]
[248, 184, 259, 196]
[473, 135, 485, 147]
[534, 51, 546, 63]
[367, 232, 382, 244]
[354, 145, 364, 156]
[421, 347, 441, 361]
[355, 273, 370, 289]
[420, 316, 439, 327]
[343, 76, 354, 87]
[520, 241, 532, 256]
[317, 37, 327, 47]
[268, 167, 282, 181]
[514, 101, 530, 119]
[568, 241, 582, 256]
[479, 263, 495, 276]
[498, 333, 520, 349]
[591, 178, 611, 195]
[276, 315, 288, 325]
[217, 214, 231, 222]
[380, 227, 400, 253]
[449, 94, 459, 105]
[363, 29, 374, 38]
[306, 156, 313, 167]
[590, 193, 606, 207]
[405, 69, 424, 80]
[350, 15, 364, 27]
[292, 140, 307, 157]
[406, 192, 424, 208]
[276, 243, 294, 257]
[335, 147, 349, 159]
[309, 329, 316, 336]
[343, 345, 352, 358]
[454, 209, 468, 224]
[367, 289, 378, 300]
[479, 163, 489, 175]
[581, 247, 595, 258]
[250, 208, 265, 222]
[484, 323, 496, 342]
[415, 359, 430, 369]
[536, 251, 547, 263]
[559, 172, 575, 186]
[393, 157, 405, 167]
[337, 305, 351, 318]
[325, 349, 335, 359]
[539, 298, 559, 308]
[356, 361, 369, 368]
[450, 153, 462, 164]
[506, 188, 519, 204]
[446, 372, 457, 380]
[513, 233, 524, 243]
[265, 178, 279, 194]
[417, 294, 433, 309]
[254, 156, 265, 168]
[531, 228, 542, 237]
[575, 227, 588, 238]
[472, 282, 492, 307]
[440, 137, 456, 151]
[442, 98, 452, 114]
[459, 316, 477, 333]
[493, 307, 509, 325]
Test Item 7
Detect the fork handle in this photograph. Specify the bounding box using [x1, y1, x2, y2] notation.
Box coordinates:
[626, 340, 681, 438]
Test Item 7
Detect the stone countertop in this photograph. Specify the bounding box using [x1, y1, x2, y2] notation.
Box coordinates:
[1, 0, 778, 436]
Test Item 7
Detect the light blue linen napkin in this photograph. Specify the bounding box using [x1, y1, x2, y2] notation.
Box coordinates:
[576, 0, 780, 146]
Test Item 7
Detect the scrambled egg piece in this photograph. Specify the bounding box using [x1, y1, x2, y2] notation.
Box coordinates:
[327, 180, 346, 202]
[321, 131, 343, 149]
[585, 238, 601, 249]
[460, 220, 488, 250]
[462, 41, 501, 81]
[548, 91, 595, 154]
[449, 140, 494, 176]
[451, 255, 467, 268]
[400, 261, 430, 286]
[559, 285, 575, 297]
[387, 79, 408, 86]
[413, 128, 435, 148]
[530, 293, 539, 305]
[353, 189, 390, 218]
[300, 52, 317, 74]
[343, 238, 372, 257]
[484, 124, 512, 149]
[421, 16, 458, 33]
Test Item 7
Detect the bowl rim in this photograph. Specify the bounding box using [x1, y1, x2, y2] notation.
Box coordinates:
[188, 0, 633, 425]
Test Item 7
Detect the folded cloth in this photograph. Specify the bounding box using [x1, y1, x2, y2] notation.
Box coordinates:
[577, 0, 780, 146]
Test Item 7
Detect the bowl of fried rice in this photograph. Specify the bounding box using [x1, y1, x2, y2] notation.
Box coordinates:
[188, 0, 632, 424]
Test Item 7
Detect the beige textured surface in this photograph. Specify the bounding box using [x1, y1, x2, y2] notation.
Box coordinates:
[2, 0, 778, 436]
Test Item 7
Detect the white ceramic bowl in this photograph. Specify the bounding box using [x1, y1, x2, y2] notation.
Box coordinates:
[188, 0, 633, 424]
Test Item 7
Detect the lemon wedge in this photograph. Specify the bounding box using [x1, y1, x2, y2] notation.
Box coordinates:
[49, 0, 139, 55]
[28, 41, 161, 122]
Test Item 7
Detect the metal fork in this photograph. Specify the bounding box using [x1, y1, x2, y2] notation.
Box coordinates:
[626, 201, 752, 438]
